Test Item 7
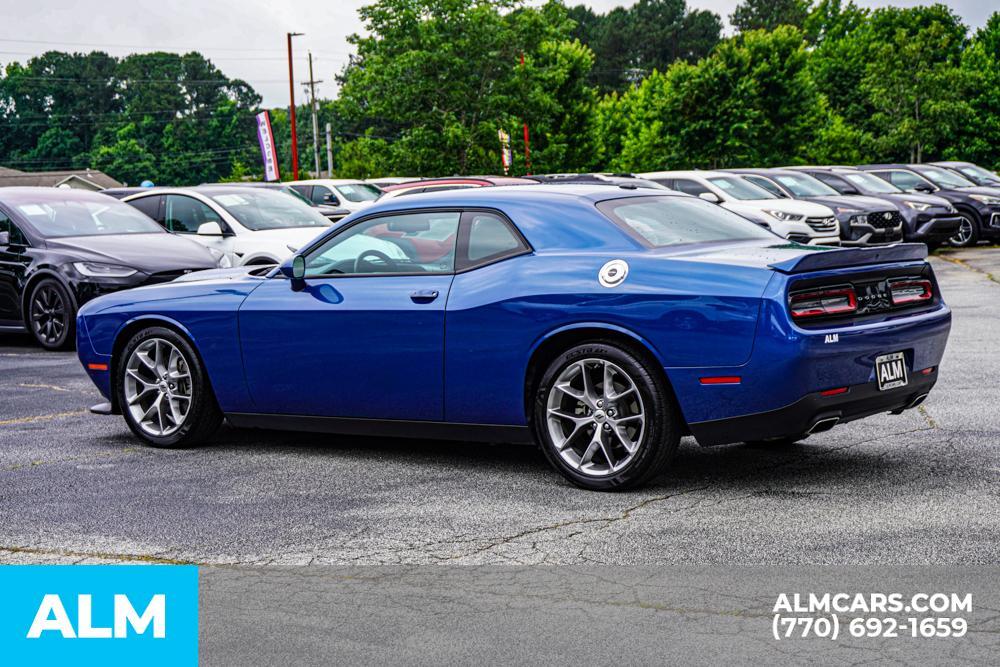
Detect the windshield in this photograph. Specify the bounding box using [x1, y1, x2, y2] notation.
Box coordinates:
[14, 197, 164, 238]
[773, 174, 839, 197]
[334, 183, 382, 202]
[598, 196, 776, 247]
[707, 177, 776, 200]
[957, 165, 1000, 184]
[842, 171, 901, 194]
[208, 189, 330, 230]
[918, 166, 976, 189]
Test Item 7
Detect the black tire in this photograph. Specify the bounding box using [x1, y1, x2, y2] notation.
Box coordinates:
[27, 278, 75, 350]
[949, 213, 979, 247]
[116, 326, 223, 448]
[532, 341, 681, 491]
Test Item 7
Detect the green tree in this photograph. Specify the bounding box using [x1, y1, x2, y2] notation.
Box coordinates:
[336, 0, 592, 176]
[730, 0, 812, 32]
[952, 12, 1000, 168]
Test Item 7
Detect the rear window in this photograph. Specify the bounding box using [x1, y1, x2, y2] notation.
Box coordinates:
[597, 196, 776, 247]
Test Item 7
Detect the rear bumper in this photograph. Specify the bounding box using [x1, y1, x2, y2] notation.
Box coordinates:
[689, 371, 936, 446]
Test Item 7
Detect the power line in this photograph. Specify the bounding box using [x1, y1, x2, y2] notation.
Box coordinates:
[0, 36, 353, 57]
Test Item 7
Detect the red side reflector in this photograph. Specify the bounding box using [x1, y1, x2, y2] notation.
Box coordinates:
[87, 363, 109, 371]
[888, 278, 933, 306]
[920, 367, 935, 375]
[699, 376, 741, 385]
[820, 387, 849, 396]
[789, 286, 858, 320]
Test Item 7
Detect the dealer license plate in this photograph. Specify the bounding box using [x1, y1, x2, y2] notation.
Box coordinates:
[875, 352, 908, 391]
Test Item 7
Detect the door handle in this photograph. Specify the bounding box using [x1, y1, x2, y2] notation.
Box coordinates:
[409, 289, 439, 303]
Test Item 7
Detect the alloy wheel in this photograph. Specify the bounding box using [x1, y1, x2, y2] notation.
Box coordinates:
[30, 284, 67, 346]
[124, 338, 193, 437]
[545, 358, 645, 477]
[950, 217, 973, 246]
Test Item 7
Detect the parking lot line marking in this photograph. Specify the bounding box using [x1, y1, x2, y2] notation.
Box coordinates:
[16, 383, 71, 392]
[0, 410, 88, 426]
[4, 447, 136, 472]
[0, 545, 193, 565]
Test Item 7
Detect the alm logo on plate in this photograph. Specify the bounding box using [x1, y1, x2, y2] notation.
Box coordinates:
[599, 259, 629, 288]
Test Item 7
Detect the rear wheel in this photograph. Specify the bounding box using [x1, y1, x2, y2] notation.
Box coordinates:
[28, 278, 74, 350]
[533, 342, 681, 491]
[117, 326, 222, 447]
[949, 213, 979, 247]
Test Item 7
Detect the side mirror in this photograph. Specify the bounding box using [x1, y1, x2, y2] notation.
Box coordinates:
[913, 183, 934, 193]
[842, 187, 861, 195]
[0, 231, 9, 246]
[197, 221, 224, 236]
[324, 193, 340, 206]
[292, 255, 305, 280]
[698, 192, 721, 204]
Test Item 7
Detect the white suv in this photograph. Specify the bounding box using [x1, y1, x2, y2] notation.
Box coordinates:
[123, 186, 333, 266]
[286, 179, 382, 213]
[639, 170, 841, 245]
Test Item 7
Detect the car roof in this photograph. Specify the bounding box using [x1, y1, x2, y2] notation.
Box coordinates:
[638, 170, 733, 179]
[0, 186, 124, 204]
[380, 176, 534, 191]
[360, 183, 687, 209]
[929, 161, 973, 168]
[286, 179, 374, 186]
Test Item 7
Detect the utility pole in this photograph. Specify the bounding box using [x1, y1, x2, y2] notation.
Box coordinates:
[286, 32, 303, 180]
[303, 51, 323, 177]
[520, 52, 531, 174]
[325, 123, 333, 177]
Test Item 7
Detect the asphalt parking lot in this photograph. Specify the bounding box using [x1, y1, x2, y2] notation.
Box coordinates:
[1, 249, 998, 567]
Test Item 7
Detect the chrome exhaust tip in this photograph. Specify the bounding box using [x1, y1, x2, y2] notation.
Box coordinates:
[808, 416, 840, 434]
[907, 393, 929, 410]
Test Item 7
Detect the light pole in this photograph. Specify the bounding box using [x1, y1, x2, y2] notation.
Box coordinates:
[286, 32, 303, 180]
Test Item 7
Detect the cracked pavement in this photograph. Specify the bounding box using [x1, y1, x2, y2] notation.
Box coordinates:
[1, 250, 997, 568]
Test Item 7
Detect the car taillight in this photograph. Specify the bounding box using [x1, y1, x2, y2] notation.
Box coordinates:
[888, 278, 933, 305]
[789, 286, 857, 320]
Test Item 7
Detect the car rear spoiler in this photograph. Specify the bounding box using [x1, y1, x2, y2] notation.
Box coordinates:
[768, 243, 928, 274]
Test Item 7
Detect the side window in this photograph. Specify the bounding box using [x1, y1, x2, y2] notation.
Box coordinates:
[127, 195, 162, 223]
[457, 211, 528, 271]
[163, 195, 222, 234]
[812, 172, 848, 193]
[745, 176, 785, 197]
[310, 185, 339, 206]
[672, 179, 711, 196]
[0, 211, 28, 246]
[304, 211, 460, 277]
[883, 171, 924, 190]
[289, 184, 312, 199]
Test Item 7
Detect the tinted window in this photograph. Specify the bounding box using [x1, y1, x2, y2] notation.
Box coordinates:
[744, 175, 786, 197]
[0, 211, 28, 246]
[164, 195, 222, 234]
[671, 179, 710, 196]
[207, 189, 329, 230]
[957, 164, 1000, 184]
[810, 172, 852, 193]
[882, 170, 931, 191]
[598, 196, 775, 247]
[459, 212, 527, 270]
[304, 211, 460, 276]
[14, 197, 163, 237]
[128, 194, 162, 222]
[310, 185, 338, 206]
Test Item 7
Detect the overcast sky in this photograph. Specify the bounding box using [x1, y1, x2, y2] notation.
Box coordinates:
[0, 1, 991, 107]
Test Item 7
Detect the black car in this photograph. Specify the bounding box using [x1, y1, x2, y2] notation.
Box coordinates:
[201, 182, 350, 221]
[101, 187, 157, 200]
[858, 163, 1000, 247]
[929, 161, 1000, 187]
[788, 167, 961, 249]
[0, 188, 219, 350]
[725, 168, 904, 246]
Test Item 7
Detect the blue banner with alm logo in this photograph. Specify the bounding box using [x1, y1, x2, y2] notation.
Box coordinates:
[0, 565, 198, 666]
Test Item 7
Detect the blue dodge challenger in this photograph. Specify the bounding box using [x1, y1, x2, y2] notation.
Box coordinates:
[76, 185, 951, 490]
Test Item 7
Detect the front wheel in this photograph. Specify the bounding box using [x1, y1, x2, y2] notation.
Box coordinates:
[949, 213, 979, 247]
[117, 326, 222, 447]
[27, 278, 75, 350]
[533, 342, 681, 491]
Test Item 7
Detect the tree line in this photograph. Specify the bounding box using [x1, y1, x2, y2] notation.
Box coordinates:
[2, 0, 998, 185]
